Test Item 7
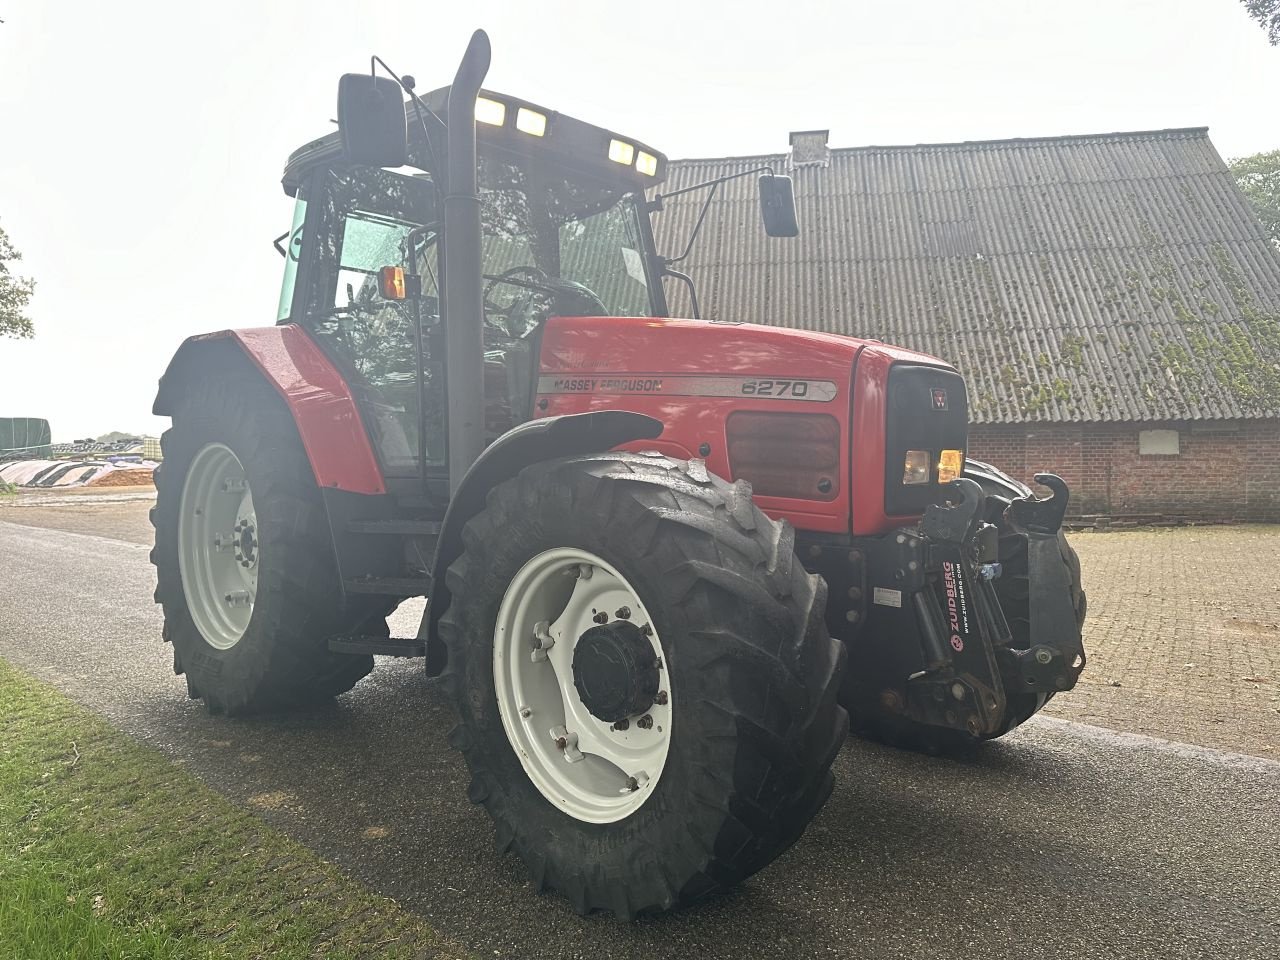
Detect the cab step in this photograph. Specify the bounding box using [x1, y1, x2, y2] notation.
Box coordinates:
[343, 576, 429, 597]
[328, 636, 426, 657]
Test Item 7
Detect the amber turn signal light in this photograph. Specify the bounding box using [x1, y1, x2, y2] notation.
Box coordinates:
[378, 265, 407, 300]
[937, 449, 964, 484]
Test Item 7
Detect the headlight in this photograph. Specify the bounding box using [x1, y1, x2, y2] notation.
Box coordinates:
[902, 450, 931, 485]
[515, 107, 547, 136]
[475, 96, 507, 126]
[608, 139, 635, 165]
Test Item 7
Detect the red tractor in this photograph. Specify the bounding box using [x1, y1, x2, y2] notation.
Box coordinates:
[151, 32, 1086, 918]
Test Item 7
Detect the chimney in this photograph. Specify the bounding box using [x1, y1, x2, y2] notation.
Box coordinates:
[789, 129, 830, 168]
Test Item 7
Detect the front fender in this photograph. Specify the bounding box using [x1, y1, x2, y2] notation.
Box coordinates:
[421, 410, 663, 673]
[153, 326, 385, 495]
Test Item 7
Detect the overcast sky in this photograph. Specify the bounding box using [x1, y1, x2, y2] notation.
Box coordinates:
[1, 0, 1277, 440]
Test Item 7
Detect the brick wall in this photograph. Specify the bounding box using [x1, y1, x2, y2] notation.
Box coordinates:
[967, 420, 1280, 520]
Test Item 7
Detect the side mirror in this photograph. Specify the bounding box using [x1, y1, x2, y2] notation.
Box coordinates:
[337, 74, 408, 168]
[759, 174, 799, 238]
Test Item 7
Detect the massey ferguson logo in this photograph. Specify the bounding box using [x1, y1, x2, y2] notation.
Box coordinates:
[931, 388, 949, 411]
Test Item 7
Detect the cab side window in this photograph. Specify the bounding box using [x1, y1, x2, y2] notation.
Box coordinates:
[303, 167, 443, 473]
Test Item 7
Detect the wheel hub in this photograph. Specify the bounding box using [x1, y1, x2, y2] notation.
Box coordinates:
[233, 519, 257, 568]
[571, 620, 659, 723]
[492, 547, 672, 823]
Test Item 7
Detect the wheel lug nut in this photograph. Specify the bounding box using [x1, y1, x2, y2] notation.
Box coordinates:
[624, 776, 639, 792]
[637, 714, 654, 730]
[640, 623, 653, 637]
[519, 706, 532, 719]
[655, 691, 668, 706]
[615, 606, 631, 620]
[612, 718, 629, 731]
[555, 736, 568, 750]
[592, 611, 608, 625]
[531, 620, 555, 652]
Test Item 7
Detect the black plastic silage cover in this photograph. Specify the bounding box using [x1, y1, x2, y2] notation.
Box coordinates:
[0, 417, 53, 457]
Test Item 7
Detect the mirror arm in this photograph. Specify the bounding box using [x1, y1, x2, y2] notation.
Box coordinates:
[650, 164, 776, 204]
[666, 181, 720, 266]
[662, 266, 701, 320]
[649, 164, 779, 309]
[370, 55, 447, 184]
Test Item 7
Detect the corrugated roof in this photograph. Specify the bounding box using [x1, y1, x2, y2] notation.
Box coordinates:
[652, 128, 1280, 423]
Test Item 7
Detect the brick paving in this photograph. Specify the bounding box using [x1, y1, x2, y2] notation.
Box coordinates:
[1049, 525, 1280, 757]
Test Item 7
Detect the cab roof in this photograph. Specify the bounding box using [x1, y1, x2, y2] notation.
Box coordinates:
[282, 85, 668, 197]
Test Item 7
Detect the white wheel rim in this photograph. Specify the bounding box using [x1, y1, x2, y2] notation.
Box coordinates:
[178, 443, 258, 651]
[494, 548, 672, 824]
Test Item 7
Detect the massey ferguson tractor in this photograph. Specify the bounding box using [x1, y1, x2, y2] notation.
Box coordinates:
[151, 31, 1086, 918]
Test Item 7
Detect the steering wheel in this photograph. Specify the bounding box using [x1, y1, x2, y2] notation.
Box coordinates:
[483, 266, 549, 318]
[482, 266, 610, 319]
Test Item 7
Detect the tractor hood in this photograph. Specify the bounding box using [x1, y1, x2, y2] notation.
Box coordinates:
[535, 314, 959, 536]
[538, 314, 952, 387]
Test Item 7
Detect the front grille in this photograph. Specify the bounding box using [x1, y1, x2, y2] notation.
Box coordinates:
[883, 364, 968, 516]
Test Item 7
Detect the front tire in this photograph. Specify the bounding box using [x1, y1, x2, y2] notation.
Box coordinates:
[439, 452, 847, 918]
[151, 374, 381, 714]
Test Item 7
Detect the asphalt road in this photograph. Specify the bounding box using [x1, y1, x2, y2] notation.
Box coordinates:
[3, 518, 1278, 960]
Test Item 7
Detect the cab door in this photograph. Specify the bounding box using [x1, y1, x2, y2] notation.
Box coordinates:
[281, 165, 444, 481]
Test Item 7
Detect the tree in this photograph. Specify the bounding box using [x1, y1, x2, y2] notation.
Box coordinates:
[0, 221, 35, 339]
[1241, 0, 1280, 44]
[1230, 150, 1280, 250]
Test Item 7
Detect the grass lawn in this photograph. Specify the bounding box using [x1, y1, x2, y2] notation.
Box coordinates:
[0, 659, 468, 959]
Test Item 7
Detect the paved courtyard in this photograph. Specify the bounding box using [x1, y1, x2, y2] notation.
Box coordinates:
[1048, 526, 1280, 757]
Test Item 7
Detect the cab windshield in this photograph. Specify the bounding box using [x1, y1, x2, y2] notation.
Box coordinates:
[476, 152, 655, 327]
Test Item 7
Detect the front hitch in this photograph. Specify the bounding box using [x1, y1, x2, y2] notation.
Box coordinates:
[859, 474, 1087, 738]
[921, 477, 984, 545]
[1008, 473, 1070, 534]
[997, 474, 1087, 693]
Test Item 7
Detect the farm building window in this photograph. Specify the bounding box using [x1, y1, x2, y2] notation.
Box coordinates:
[1138, 429, 1180, 456]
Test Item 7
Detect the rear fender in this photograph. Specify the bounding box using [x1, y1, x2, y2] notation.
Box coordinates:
[153, 326, 385, 495]
[420, 410, 663, 674]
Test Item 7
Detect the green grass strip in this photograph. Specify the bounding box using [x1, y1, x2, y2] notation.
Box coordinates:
[0, 659, 469, 960]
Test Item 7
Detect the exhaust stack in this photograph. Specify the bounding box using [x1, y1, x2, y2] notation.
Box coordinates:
[443, 29, 492, 494]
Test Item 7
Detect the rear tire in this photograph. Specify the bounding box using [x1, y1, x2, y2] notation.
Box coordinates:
[439, 452, 847, 918]
[847, 459, 1086, 754]
[151, 374, 382, 714]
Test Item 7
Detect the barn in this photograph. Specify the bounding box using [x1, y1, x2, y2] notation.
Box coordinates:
[653, 127, 1280, 521]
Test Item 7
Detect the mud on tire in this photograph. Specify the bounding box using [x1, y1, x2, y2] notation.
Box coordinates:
[438, 451, 847, 918]
[151, 374, 386, 714]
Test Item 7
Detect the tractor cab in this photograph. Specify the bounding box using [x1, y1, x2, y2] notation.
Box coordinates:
[275, 86, 670, 480]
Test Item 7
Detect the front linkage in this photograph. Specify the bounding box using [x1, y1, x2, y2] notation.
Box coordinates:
[834, 475, 1086, 741]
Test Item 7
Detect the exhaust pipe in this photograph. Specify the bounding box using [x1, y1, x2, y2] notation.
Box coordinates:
[443, 29, 491, 494]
